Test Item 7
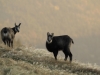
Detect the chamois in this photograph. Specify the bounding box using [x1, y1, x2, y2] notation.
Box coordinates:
[1, 23, 21, 48]
[46, 32, 74, 62]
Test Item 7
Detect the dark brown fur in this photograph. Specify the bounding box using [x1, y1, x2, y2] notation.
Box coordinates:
[1, 23, 21, 48]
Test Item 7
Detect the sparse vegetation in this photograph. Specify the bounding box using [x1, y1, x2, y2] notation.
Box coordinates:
[0, 45, 99, 75]
[0, 0, 100, 66]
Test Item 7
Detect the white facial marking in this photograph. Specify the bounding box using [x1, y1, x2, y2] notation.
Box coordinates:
[15, 26, 20, 32]
[46, 40, 52, 44]
[48, 37, 51, 41]
[15, 28, 17, 32]
[17, 27, 20, 31]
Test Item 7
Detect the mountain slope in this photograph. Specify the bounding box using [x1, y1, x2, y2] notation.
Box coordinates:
[0, 46, 100, 75]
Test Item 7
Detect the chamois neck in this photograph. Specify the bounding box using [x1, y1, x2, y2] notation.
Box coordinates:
[12, 27, 17, 34]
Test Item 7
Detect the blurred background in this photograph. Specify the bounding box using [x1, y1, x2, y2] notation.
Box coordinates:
[0, 0, 100, 65]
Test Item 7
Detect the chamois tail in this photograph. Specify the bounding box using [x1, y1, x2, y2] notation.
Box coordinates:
[72, 39, 74, 44]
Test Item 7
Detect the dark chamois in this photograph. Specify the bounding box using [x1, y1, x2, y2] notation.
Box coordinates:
[1, 23, 21, 48]
[46, 32, 74, 62]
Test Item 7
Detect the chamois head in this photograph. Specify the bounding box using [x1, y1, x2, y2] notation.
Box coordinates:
[47, 32, 54, 43]
[14, 23, 21, 32]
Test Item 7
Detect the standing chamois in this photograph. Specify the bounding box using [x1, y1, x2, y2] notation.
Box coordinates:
[46, 32, 74, 63]
[1, 23, 21, 48]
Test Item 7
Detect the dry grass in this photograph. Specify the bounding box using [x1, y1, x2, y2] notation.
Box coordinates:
[0, 46, 100, 75]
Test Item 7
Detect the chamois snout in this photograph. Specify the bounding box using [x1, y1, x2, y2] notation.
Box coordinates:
[47, 32, 54, 43]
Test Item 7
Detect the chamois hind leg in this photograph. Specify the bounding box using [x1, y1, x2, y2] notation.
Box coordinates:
[11, 41, 13, 48]
[8, 39, 11, 47]
[69, 51, 72, 63]
[53, 51, 58, 60]
[63, 49, 68, 61]
[7, 40, 8, 46]
[67, 48, 73, 63]
[7, 39, 10, 47]
[3, 39, 6, 45]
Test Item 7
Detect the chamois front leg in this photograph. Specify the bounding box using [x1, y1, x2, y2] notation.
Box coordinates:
[11, 41, 13, 48]
[53, 51, 58, 60]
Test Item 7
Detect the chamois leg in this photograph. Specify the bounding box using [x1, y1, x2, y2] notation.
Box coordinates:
[69, 51, 72, 63]
[7, 40, 10, 47]
[11, 41, 13, 48]
[67, 48, 73, 63]
[63, 50, 68, 61]
[7, 40, 8, 46]
[53, 51, 58, 60]
[8, 39, 11, 47]
[3, 39, 6, 45]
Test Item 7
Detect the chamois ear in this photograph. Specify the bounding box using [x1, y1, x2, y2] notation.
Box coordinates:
[19, 23, 21, 26]
[51, 33, 54, 36]
[47, 32, 50, 36]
